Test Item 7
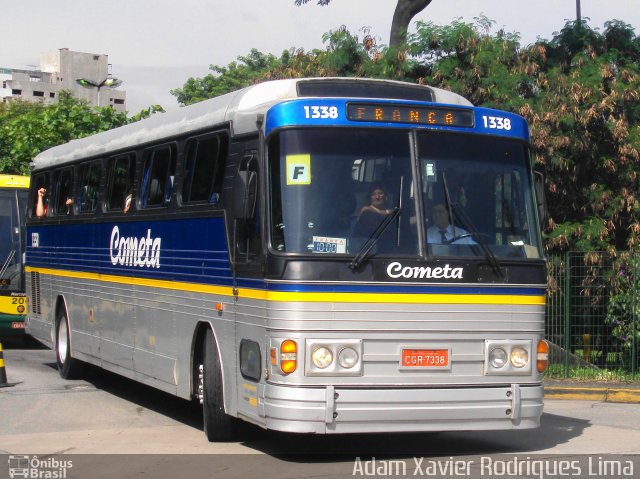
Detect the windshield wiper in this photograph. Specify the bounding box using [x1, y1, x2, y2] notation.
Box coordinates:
[441, 173, 502, 277]
[0, 249, 15, 281]
[451, 205, 502, 276]
[349, 207, 401, 271]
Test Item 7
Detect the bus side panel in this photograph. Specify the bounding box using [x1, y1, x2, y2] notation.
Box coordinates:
[234, 294, 267, 426]
[26, 216, 236, 400]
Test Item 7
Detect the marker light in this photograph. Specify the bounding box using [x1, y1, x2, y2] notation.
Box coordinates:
[537, 339, 550, 373]
[489, 347, 508, 369]
[510, 347, 529, 368]
[280, 339, 297, 374]
[311, 347, 333, 369]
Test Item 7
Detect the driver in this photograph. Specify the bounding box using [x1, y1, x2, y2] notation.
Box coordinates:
[427, 203, 475, 244]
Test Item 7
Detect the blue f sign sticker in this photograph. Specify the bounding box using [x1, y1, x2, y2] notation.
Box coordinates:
[286, 154, 311, 185]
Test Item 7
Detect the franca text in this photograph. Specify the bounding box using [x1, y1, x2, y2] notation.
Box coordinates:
[386, 261, 463, 279]
[110, 226, 162, 268]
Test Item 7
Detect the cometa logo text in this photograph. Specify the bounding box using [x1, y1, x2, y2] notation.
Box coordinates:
[386, 261, 463, 280]
[110, 226, 162, 268]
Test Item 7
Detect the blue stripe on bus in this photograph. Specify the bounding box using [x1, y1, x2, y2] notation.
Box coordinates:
[26, 217, 234, 285]
[256, 282, 545, 296]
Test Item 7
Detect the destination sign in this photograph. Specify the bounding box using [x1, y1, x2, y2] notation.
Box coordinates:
[347, 103, 474, 128]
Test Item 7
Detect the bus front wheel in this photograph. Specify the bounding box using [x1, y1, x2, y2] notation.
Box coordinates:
[201, 328, 236, 442]
[55, 308, 84, 379]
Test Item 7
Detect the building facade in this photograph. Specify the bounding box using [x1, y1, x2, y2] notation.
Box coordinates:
[1, 49, 126, 113]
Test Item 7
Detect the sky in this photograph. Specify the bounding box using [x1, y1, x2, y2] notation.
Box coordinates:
[3, 0, 639, 114]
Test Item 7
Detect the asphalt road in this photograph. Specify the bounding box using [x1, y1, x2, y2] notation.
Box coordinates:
[1, 340, 639, 478]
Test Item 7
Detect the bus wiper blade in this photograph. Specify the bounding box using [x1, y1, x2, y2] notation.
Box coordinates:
[0, 249, 15, 280]
[350, 207, 401, 271]
[451, 205, 503, 277]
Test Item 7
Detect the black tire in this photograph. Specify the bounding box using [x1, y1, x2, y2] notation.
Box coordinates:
[55, 308, 84, 379]
[202, 328, 236, 441]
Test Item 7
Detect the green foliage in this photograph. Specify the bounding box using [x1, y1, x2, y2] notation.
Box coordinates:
[605, 255, 640, 352]
[170, 49, 283, 105]
[0, 92, 163, 175]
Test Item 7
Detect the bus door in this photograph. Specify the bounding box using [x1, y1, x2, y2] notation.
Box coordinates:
[232, 149, 266, 420]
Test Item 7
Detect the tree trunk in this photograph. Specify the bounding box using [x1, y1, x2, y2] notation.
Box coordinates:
[389, 0, 433, 49]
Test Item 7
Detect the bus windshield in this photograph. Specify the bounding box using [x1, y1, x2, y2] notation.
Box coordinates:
[269, 128, 542, 260]
[269, 129, 418, 256]
[0, 189, 28, 292]
[418, 131, 542, 259]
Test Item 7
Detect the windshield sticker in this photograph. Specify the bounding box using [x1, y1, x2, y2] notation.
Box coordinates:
[286, 154, 311, 185]
[312, 236, 346, 254]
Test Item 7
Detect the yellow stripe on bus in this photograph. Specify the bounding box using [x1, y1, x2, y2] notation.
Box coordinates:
[243, 290, 545, 305]
[26, 266, 233, 296]
[26, 266, 545, 306]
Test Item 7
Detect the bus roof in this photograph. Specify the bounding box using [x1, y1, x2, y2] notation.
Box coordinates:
[0, 174, 30, 188]
[32, 78, 473, 171]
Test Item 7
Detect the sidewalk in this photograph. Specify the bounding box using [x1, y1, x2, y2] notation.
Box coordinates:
[543, 378, 640, 404]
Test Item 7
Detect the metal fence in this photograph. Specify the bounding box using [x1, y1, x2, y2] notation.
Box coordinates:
[546, 251, 639, 379]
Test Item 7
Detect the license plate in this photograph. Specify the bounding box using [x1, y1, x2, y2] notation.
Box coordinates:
[11, 322, 26, 329]
[401, 349, 449, 368]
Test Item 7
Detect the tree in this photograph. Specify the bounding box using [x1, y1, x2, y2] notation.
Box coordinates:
[171, 49, 282, 106]
[294, 0, 433, 50]
[172, 17, 640, 253]
[0, 91, 131, 175]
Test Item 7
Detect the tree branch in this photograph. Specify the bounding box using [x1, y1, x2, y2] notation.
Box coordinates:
[390, 0, 433, 49]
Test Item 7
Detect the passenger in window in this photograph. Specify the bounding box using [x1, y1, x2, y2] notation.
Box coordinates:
[63, 197, 73, 215]
[353, 184, 392, 238]
[123, 192, 133, 213]
[36, 188, 48, 217]
[358, 184, 391, 217]
[427, 203, 475, 244]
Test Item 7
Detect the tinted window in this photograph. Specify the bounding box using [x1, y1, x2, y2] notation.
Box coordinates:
[52, 168, 74, 216]
[182, 133, 227, 204]
[30, 173, 50, 217]
[141, 146, 175, 208]
[108, 154, 136, 212]
[77, 161, 102, 214]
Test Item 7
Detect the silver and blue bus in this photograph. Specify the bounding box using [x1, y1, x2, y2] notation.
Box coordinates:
[25, 78, 549, 441]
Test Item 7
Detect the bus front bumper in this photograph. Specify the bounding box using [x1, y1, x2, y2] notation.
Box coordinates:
[262, 383, 543, 434]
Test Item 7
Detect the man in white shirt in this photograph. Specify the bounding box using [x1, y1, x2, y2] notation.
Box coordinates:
[426, 203, 476, 245]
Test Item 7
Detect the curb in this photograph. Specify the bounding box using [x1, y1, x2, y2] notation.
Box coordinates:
[544, 386, 640, 404]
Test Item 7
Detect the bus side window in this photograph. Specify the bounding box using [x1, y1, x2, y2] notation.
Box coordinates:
[77, 160, 102, 214]
[52, 167, 74, 216]
[181, 132, 228, 205]
[30, 172, 50, 217]
[141, 145, 175, 209]
[107, 154, 136, 213]
[235, 151, 260, 259]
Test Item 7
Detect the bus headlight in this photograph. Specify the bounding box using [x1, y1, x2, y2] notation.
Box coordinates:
[338, 347, 359, 369]
[485, 340, 533, 375]
[311, 347, 333, 369]
[489, 347, 508, 368]
[510, 347, 529, 368]
[306, 339, 362, 376]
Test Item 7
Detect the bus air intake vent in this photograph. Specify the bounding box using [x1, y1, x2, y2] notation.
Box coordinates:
[30, 271, 41, 315]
